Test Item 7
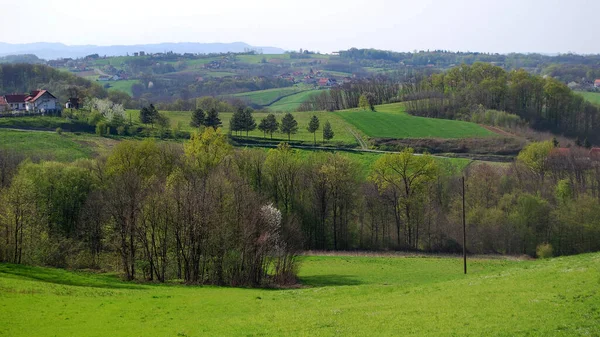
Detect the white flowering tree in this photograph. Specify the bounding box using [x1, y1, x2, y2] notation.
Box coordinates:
[89, 98, 125, 122]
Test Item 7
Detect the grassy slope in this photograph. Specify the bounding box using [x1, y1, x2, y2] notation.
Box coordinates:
[1, 253, 599, 336]
[0, 129, 95, 161]
[334, 103, 496, 139]
[105, 80, 137, 96]
[577, 91, 600, 106]
[268, 90, 321, 112]
[231, 87, 304, 106]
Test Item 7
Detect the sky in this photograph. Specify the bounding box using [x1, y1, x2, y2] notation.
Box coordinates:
[1, 0, 599, 54]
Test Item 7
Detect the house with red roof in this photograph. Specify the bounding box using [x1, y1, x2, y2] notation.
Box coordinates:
[0, 96, 9, 112]
[594, 79, 600, 88]
[1, 90, 58, 114]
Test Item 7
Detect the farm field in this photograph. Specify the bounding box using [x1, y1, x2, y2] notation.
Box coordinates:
[105, 80, 138, 96]
[334, 103, 496, 139]
[231, 87, 306, 106]
[0, 129, 95, 161]
[268, 89, 321, 111]
[577, 91, 600, 106]
[1, 253, 599, 336]
[126, 109, 358, 145]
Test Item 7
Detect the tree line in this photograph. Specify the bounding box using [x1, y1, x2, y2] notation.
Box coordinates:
[402, 63, 600, 143]
[298, 78, 399, 111]
[2, 134, 600, 283]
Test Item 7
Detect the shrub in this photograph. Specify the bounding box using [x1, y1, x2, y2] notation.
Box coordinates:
[55, 127, 63, 135]
[95, 121, 107, 136]
[117, 125, 126, 136]
[536, 243, 553, 259]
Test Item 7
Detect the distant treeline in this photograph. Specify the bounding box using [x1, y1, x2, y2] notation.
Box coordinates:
[298, 78, 399, 111]
[402, 63, 600, 143]
[0, 64, 108, 104]
[2, 131, 600, 283]
[339, 48, 600, 69]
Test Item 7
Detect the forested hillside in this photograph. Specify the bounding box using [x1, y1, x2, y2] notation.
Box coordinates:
[0, 64, 108, 103]
[403, 63, 600, 143]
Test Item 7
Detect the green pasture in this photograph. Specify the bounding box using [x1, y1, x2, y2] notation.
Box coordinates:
[126, 109, 358, 145]
[105, 80, 138, 96]
[577, 91, 600, 106]
[268, 90, 322, 112]
[232, 87, 305, 106]
[334, 103, 496, 139]
[0, 129, 94, 161]
[1, 253, 598, 336]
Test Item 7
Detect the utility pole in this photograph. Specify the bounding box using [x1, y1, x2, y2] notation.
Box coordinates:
[462, 176, 467, 275]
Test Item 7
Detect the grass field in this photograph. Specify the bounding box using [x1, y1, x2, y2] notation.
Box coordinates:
[334, 103, 496, 139]
[0, 129, 95, 161]
[126, 109, 358, 145]
[1, 253, 598, 336]
[105, 80, 138, 96]
[577, 91, 600, 106]
[268, 90, 321, 112]
[232, 87, 305, 106]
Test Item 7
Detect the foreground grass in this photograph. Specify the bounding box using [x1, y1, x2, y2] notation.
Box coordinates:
[334, 103, 496, 139]
[1, 253, 598, 336]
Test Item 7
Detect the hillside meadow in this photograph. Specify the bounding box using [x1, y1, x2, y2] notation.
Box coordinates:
[578, 91, 600, 106]
[334, 103, 497, 139]
[1, 253, 599, 336]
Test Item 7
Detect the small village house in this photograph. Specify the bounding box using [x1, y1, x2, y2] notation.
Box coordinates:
[1, 90, 59, 115]
[595, 79, 600, 88]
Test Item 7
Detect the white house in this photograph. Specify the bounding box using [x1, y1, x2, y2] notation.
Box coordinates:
[25, 90, 58, 113]
[1, 90, 59, 114]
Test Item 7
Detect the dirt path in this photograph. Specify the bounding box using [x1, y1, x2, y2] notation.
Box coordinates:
[481, 125, 515, 137]
[346, 127, 368, 150]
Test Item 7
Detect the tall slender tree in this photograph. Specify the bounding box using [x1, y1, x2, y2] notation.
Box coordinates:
[205, 108, 222, 130]
[307, 115, 320, 145]
[322, 120, 334, 143]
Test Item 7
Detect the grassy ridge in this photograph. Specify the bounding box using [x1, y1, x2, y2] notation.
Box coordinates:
[334, 103, 496, 139]
[1, 253, 599, 336]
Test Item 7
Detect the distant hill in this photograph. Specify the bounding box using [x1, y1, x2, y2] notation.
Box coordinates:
[0, 42, 286, 60]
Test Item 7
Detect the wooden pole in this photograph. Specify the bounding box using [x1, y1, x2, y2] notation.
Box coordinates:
[462, 176, 467, 275]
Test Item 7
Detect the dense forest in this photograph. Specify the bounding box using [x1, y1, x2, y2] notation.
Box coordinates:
[1, 129, 600, 284]
[402, 63, 600, 143]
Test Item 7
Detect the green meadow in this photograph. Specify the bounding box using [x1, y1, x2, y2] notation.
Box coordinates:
[127, 109, 358, 145]
[268, 90, 321, 112]
[1, 253, 599, 336]
[577, 91, 600, 106]
[334, 103, 496, 139]
[0, 129, 95, 161]
[232, 87, 306, 106]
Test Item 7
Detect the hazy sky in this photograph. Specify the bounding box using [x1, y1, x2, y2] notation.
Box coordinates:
[2, 0, 599, 54]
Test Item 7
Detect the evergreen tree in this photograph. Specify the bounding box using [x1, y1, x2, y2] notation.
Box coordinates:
[139, 104, 159, 128]
[242, 108, 257, 137]
[190, 108, 206, 128]
[230, 108, 243, 135]
[323, 120, 334, 143]
[205, 108, 222, 130]
[259, 114, 279, 139]
[280, 113, 298, 141]
[307, 115, 320, 145]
